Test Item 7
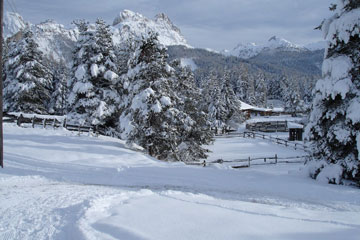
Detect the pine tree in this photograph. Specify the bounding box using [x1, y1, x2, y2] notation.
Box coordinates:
[306, 0, 360, 185]
[119, 32, 183, 160]
[120, 33, 212, 161]
[171, 60, 214, 161]
[67, 19, 120, 126]
[202, 70, 243, 129]
[220, 70, 244, 128]
[254, 71, 267, 107]
[3, 28, 53, 114]
[49, 60, 69, 115]
[282, 76, 303, 115]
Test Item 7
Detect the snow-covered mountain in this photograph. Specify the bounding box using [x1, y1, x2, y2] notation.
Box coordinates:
[225, 36, 308, 59]
[112, 10, 190, 47]
[3, 12, 29, 39]
[4, 12, 78, 64]
[31, 20, 78, 64]
[4, 10, 189, 64]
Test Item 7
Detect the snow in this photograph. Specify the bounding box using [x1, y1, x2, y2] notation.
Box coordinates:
[316, 164, 343, 185]
[160, 96, 172, 106]
[347, 97, 360, 123]
[180, 58, 198, 71]
[1, 124, 360, 239]
[75, 65, 86, 81]
[152, 100, 162, 113]
[90, 64, 99, 77]
[73, 81, 93, 94]
[322, 56, 353, 81]
[287, 122, 304, 129]
[130, 88, 155, 111]
[104, 70, 119, 82]
[325, 8, 360, 45]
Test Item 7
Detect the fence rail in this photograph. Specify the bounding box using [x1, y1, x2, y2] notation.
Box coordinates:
[187, 154, 307, 169]
[3, 113, 115, 138]
[217, 131, 309, 152]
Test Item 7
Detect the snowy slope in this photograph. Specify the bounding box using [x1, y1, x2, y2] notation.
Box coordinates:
[1, 124, 360, 239]
[112, 10, 190, 47]
[226, 36, 308, 59]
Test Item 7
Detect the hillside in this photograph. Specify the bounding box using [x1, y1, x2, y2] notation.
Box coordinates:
[1, 123, 359, 239]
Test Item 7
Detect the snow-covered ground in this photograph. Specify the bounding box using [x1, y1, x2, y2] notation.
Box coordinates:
[1, 124, 359, 240]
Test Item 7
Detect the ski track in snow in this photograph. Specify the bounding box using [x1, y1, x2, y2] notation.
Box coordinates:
[1, 124, 360, 239]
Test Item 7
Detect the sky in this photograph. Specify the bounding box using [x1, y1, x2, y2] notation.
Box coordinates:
[5, 0, 334, 50]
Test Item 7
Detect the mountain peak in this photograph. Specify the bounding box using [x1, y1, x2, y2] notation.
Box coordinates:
[4, 12, 29, 38]
[113, 10, 145, 26]
[227, 36, 306, 59]
[268, 35, 278, 42]
[112, 10, 189, 47]
[154, 13, 181, 34]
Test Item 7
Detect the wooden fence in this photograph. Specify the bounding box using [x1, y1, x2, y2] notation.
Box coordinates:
[217, 131, 309, 152]
[3, 113, 115, 137]
[246, 121, 288, 132]
[187, 154, 307, 169]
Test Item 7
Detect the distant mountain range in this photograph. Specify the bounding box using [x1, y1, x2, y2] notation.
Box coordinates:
[223, 36, 325, 59]
[3, 10, 190, 64]
[4, 10, 324, 83]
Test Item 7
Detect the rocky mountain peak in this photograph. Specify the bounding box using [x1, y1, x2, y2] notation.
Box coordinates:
[4, 12, 29, 39]
[112, 10, 189, 47]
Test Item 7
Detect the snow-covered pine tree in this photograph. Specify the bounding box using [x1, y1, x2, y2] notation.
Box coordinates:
[67, 19, 120, 126]
[246, 74, 257, 106]
[202, 71, 225, 129]
[234, 66, 249, 102]
[254, 71, 267, 108]
[119, 32, 182, 160]
[3, 28, 53, 114]
[49, 60, 69, 115]
[171, 60, 214, 161]
[282, 76, 303, 115]
[120, 32, 212, 161]
[202, 70, 243, 129]
[220, 70, 244, 128]
[306, 0, 360, 185]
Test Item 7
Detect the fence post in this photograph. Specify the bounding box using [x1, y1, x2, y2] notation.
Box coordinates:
[203, 160, 206, 167]
[275, 154, 278, 164]
[17, 114, 23, 126]
[32, 117, 35, 128]
[63, 118, 67, 128]
[53, 119, 56, 128]
[295, 143, 297, 150]
[43, 119, 46, 129]
[248, 157, 251, 167]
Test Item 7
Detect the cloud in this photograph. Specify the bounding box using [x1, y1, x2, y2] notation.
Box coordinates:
[6, 0, 334, 50]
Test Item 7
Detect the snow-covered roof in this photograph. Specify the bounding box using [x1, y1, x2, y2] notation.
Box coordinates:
[287, 122, 303, 129]
[240, 101, 283, 112]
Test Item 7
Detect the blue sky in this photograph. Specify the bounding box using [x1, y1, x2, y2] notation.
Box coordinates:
[5, 0, 334, 50]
